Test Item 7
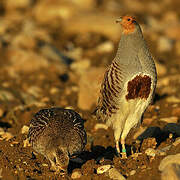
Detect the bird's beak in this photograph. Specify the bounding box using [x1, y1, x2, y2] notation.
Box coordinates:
[116, 17, 122, 23]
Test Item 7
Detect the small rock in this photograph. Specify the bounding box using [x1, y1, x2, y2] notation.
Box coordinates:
[133, 126, 147, 140]
[166, 96, 180, 103]
[175, 40, 180, 56]
[23, 139, 31, 147]
[173, 138, 180, 146]
[0, 132, 14, 141]
[142, 118, 154, 125]
[145, 148, 156, 157]
[0, 90, 15, 101]
[21, 125, 29, 134]
[160, 117, 178, 123]
[108, 167, 126, 180]
[161, 164, 180, 180]
[94, 123, 109, 131]
[97, 165, 111, 174]
[155, 62, 167, 76]
[70, 59, 91, 74]
[96, 41, 114, 53]
[0, 108, 4, 118]
[172, 107, 180, 116]
[129, 170, 136, 176]
[50, 87, 59, 95]
[71, 169, 82, 179]
[78, 67, 105, 110]
[159, 153, 180, 172]
[156, 145, 171, 156]
[157, 36, 173, 52]
[0, 168, 2, 178]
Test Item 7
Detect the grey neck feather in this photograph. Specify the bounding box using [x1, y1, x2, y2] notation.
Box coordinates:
[114, 25, 146, 65]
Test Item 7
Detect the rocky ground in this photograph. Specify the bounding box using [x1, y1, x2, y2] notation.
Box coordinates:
[0, 0, 180, 179]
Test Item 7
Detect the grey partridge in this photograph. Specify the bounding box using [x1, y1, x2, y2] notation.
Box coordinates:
[95, 16, 157, 158]
[28, 107, 87, 173]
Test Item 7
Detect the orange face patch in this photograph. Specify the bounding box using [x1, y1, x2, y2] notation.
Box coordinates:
[119, 16, 136, 34]
[126, 75, 151, 100]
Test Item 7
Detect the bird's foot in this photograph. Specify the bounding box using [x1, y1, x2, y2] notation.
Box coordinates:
[120, 149, 127, 159]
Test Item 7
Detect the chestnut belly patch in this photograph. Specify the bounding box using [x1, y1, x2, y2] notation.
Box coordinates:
[126, 75, 151, 100]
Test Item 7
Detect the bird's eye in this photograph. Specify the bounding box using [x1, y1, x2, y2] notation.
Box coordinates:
[127, 18, 131, 21]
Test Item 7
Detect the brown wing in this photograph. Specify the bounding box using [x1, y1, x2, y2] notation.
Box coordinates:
[96, 61, 124, 121]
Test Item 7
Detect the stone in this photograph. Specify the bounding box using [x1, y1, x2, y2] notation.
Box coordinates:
[165, 25, 180, 40]
[145, 148, 156, 157]
[94, 123, 109, 131]
[21, 125, 29, 134]
[129, 170, 136, 176]
[0, 108, 4, 118]
[159, 154, 180, 172]
[161, 164, 180, 180]
[166, 96, 180, 103]
[5, 0, 31, 10]
[6, 48, 49, 74]
[160, 117, 178, 123]
[108, 167, 126, 180]
[157, 36, 173, 52]
[0, 90, 15, 101]
[173, 138, 180, 146]
[70, 59, 91, 74]
[175, 40, 180, 56]
[78, 67, 105, 110]
[64, 13, 120, 41]
[172, 107, 180, 116]
[96, 41, 114, 53]
[155, 62, 167, 76]
[71, 169, 82, 179]
[97, 165, 111, 174]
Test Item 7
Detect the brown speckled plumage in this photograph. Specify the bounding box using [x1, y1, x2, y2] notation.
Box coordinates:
[28, 108, 87, 173]
[95, 16, 157, 158]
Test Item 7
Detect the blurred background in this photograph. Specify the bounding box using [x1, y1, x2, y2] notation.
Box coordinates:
[0, 0, 180, 179]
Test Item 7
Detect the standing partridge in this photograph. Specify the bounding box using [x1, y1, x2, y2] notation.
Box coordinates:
[28, 107, 87, 174]
[95, 16, 157, 158]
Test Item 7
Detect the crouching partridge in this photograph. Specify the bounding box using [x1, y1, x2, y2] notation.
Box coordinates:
[95, 16, 157, 158]
[28, 108, 87, 174]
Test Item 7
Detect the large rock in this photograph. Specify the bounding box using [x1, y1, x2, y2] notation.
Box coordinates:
[78, 67, 105, 110]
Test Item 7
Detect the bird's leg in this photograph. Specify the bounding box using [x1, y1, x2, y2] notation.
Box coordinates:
[115, 140, 121, 155]
[121, 139, 127, 159]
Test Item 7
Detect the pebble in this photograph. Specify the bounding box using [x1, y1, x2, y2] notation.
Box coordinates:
[155, 62, 167, 76]
[0, 108, 4, 118]
[157, 36, 173, 52]
[0, 90, 15, 101]
[159, 153, 180, 171]
[108, 167, 126, 180]
[160, 117, 178, 123]
[129, 170, 136, 176]
[71, 169, 82, 179]
[172, 107, 180, 116]
[70, 59, 91, 74]
[161, 163, 180, 180]
[96, 41, 114, 53]
[97, 165, 111, 174]
[173, 138, 180, 146]
[94, 123, 109, 131]
[78, 67, 105, 110]
[166, 96, 180, 103]
[21, 125, 29, 134]
[145, 148, 156, 157]
[23, 139, 31, 147]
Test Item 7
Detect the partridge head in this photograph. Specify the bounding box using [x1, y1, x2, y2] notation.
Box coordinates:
[96, 16, 157, 158]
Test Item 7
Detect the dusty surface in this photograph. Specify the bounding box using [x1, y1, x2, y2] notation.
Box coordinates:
[0, 0, 180, 179]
